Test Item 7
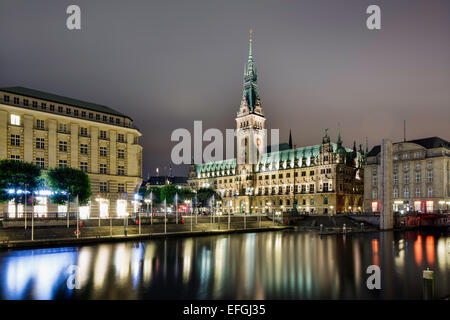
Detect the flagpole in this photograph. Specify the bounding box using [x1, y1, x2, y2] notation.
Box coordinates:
[76, 196, 79, 239]
[31, 192, 34, 241]
[164, 199, 167, 234]
[24, 184, 27, 230]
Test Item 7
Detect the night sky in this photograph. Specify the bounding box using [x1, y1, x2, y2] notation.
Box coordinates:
[1, 0, 449, 177]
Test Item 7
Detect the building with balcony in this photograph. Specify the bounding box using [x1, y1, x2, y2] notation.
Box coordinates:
[0, 86, 143, 218]
[364, 137, 450, 213]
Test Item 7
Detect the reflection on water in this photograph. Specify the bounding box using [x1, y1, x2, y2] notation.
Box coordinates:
[0, 231, 448, 300]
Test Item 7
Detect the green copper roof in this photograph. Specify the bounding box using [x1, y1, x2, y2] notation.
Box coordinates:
[242, 32, 260, 111]
[194, 143, 359, 177]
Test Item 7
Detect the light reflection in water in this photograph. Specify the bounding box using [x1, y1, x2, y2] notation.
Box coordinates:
[414, 235, 423, 267]
[0, 231, 448, 300]
[425, 236, 435, 266]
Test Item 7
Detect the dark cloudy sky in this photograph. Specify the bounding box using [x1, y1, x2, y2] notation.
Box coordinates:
[1, 0, 449, 177]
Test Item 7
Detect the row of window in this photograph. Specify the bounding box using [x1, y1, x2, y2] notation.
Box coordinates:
[57, 160, 125, 175]
[393, 151, 423, 161]
[9, 135, 126, 159]
[15, 118, 127, 141]
[372, 187, 433, 199]
[99, 182, 126, 193]
[8, 155, 124, 176]
[256, 170, 318, 181]
[9, 115, 128, 141]
[219, 183, 337, 198]
[372, 171, 434, 185]
[260, 197, 324, 207]
[4, 95, 126, 126]
[372, 162, 433, 176]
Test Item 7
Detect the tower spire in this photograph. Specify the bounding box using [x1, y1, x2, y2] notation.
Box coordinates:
[337, 128, 342, 146]
[239, 28, 260, 113]
[249, 28, 253, 58]
[289, 129, 293, 149]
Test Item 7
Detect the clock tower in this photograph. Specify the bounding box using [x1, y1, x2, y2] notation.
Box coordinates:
[236, 29, 266, 175]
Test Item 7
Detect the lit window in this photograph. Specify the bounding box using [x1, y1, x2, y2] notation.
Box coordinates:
[34, 197, 47, 217]
[116, 199, 127, 217]
[97, 199, 109, 218]
[371, 201, 378, 212]
[58, 205, 68, 217]
[8, 199, 23, 218]
[10, 114, 20, 125]
[426, 200, 433, 213]
[79, 205, 90, 219]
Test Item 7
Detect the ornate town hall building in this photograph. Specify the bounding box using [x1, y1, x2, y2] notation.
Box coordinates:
[188, 33, 364, 215]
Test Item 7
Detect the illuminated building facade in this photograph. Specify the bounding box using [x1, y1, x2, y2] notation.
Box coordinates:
[188, 33, 365, 215]
[0, 87, 143, 218]
[364, 137, 450, 213]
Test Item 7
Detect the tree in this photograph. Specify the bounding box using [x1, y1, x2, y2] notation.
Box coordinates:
[45, 167, 92, 209]
[196, 187, 221, 208]
[160, 184, 179, 204]
[0, 160, 43, 216]
[144, 186, 161, 204]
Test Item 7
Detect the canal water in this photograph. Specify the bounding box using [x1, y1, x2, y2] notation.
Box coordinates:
[0, 230, 448, 300]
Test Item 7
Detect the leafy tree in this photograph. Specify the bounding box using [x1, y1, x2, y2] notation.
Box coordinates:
[0, 160, 43, 215]
[195, 187, 221, 208]
[144, 186, 161, 204]
[45, 167, 92, 207]
[179, 188, 195, 201]
[160, 184, 180, 204]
